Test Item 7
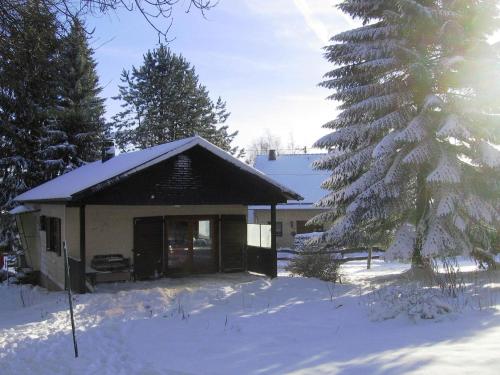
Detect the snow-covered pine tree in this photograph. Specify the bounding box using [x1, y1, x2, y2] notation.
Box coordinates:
[207, 98, 244, 158]
[310, 0, 500, 266]
[0, 2, 60, 248]
[41, 18, 107, 179]
[112, 45, 241, 155]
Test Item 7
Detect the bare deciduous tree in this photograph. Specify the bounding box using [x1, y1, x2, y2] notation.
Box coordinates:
[0, 0, 215, 40]
[246, 130, 282, 165]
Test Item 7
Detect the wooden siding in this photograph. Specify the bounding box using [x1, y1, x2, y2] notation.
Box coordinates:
[74, 146, 287, 205]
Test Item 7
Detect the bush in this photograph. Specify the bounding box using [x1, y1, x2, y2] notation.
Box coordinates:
[286, 233, 341, 282]
[367, 283, 454, 321]
[286, 251, 341, 282]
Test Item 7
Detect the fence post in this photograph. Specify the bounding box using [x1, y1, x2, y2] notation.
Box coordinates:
[63, 241, 79, 358]
[367, 247, 372, 269]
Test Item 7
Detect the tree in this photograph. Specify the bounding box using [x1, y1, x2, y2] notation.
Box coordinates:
[42, 18, 107, 179]
[0, 1, 60, 248]
[112, 45, 242, 155]
[209, 98, 245, 158]
[311, 0, 500, 266]
[0, 1, 215, 41]
[246, 130, 282, 165]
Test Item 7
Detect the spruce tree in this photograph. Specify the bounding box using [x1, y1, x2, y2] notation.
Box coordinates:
[42, 18, 107, 179]
[112, 45, 242, 155]
[0, 1, 59, 248]
[311, 0, 500, 266]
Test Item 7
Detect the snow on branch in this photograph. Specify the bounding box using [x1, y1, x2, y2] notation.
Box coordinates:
[423, 94, 444, 111]
[422, 220, 456, 256]
[373, 130, 400, 158]
[402, 141, 433, 165]
[426, 154, 461, 184]
[395, 115, 427, 143]
[436, 114, 471, 140]
[463, 195, 496, 224]
[478, 141, 500, 168]
[386, 223, 416, 260]
[436, 193, 458, 217]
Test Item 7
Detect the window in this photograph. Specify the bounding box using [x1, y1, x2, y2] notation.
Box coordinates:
[266, 221, 283, 237]
[43, 216, 61, 256]
[276, 222, 283, 237]
[247, 224, 271, 248]
[296, 220, 323, 234]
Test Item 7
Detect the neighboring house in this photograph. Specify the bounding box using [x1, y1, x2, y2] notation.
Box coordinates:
[11, 136, 301, 292]
[249, 150, 330, 248]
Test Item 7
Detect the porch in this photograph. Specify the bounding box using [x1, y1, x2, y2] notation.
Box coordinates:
[67, 204, 280, 293]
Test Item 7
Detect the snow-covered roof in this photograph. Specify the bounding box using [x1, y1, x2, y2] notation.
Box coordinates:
[9, 204, 38, 215]
[251, 153, 329, 208]
[15, 136, 302, 203]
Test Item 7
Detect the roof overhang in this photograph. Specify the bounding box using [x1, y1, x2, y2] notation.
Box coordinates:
[9, 204, 39, 215]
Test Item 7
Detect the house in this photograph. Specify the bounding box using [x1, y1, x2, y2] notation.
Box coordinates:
[249, 150, 330, 248]
[11, 136, 302, 292]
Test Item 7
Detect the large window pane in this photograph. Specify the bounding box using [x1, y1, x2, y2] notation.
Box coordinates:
[247, 224, 261, 247]
[167, 220, 190, 272]
[192, 220, 215, 272]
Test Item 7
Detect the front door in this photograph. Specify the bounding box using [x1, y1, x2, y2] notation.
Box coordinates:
[133, 217, 164, 279]
[166, 217, 217, 275]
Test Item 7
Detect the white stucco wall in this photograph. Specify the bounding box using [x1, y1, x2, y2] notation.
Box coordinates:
[85, 205, 247, 268]
[18, 204, 248, 289]
[252, 208, 326, 249]
[37, 204, 67, 290]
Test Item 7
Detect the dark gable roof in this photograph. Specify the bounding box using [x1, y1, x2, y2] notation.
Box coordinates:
[15, 136, 303, 203]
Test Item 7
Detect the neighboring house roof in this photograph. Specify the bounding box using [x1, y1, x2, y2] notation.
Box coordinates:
[9, 204, 38, 215]
[251, 153, 330, 210]
[15, 136, 303, 203]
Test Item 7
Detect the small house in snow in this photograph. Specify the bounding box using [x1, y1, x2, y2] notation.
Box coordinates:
[249, 150, 329, 248]
[11, 136, 302, 292]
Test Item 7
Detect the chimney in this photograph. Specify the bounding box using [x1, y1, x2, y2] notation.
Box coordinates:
[101, 140, 115, 162]
[268, 149, 276, 161]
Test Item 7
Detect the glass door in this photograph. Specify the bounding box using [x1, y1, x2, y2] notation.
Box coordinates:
[192, 219, 216, 273]
[166, 220, 191, 274]
[165, 217, 217, 275]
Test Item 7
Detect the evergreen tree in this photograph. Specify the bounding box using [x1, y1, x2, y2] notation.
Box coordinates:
[42, 18, 107, 179]
[0, 1, 59, 248]
[210, 98, 244, 158]
[311, 0, 500, 266]
[112, 45, 242, 155]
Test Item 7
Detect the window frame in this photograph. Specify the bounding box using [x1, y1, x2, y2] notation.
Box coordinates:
[44, 216, 62, 256]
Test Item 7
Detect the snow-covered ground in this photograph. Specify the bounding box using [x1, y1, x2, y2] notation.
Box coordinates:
[1, 259, 499, 374]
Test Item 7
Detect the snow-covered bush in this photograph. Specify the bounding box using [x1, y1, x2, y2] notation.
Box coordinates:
[286, 233, 341, 282]
[367, 284, 453, 322]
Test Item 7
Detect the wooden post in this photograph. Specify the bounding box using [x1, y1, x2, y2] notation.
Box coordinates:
[79, 205, 86, 293]
[63, 242, 79, 358]
[367, 247, 373, 269]
[270, 204, 277, 278]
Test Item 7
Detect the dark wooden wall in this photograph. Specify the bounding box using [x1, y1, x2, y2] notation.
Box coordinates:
[75, 146, 286, 205]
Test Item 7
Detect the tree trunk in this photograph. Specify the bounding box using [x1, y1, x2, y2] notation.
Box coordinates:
[412, 172, 427, 268]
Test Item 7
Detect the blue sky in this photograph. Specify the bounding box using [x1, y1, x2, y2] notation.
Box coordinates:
[88, 1, 357, 151]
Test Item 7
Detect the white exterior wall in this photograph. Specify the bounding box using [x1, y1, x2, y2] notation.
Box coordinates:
[37, 204, 67, 290]
[16, 212, 41, 271]
[252, 208, 326, 249]
[85, 205, 247, 268]
[18, 204, 248, 289]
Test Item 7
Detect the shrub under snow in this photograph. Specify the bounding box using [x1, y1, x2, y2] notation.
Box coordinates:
[367, 284, 454, 322]
[286, 232, 342, 282]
